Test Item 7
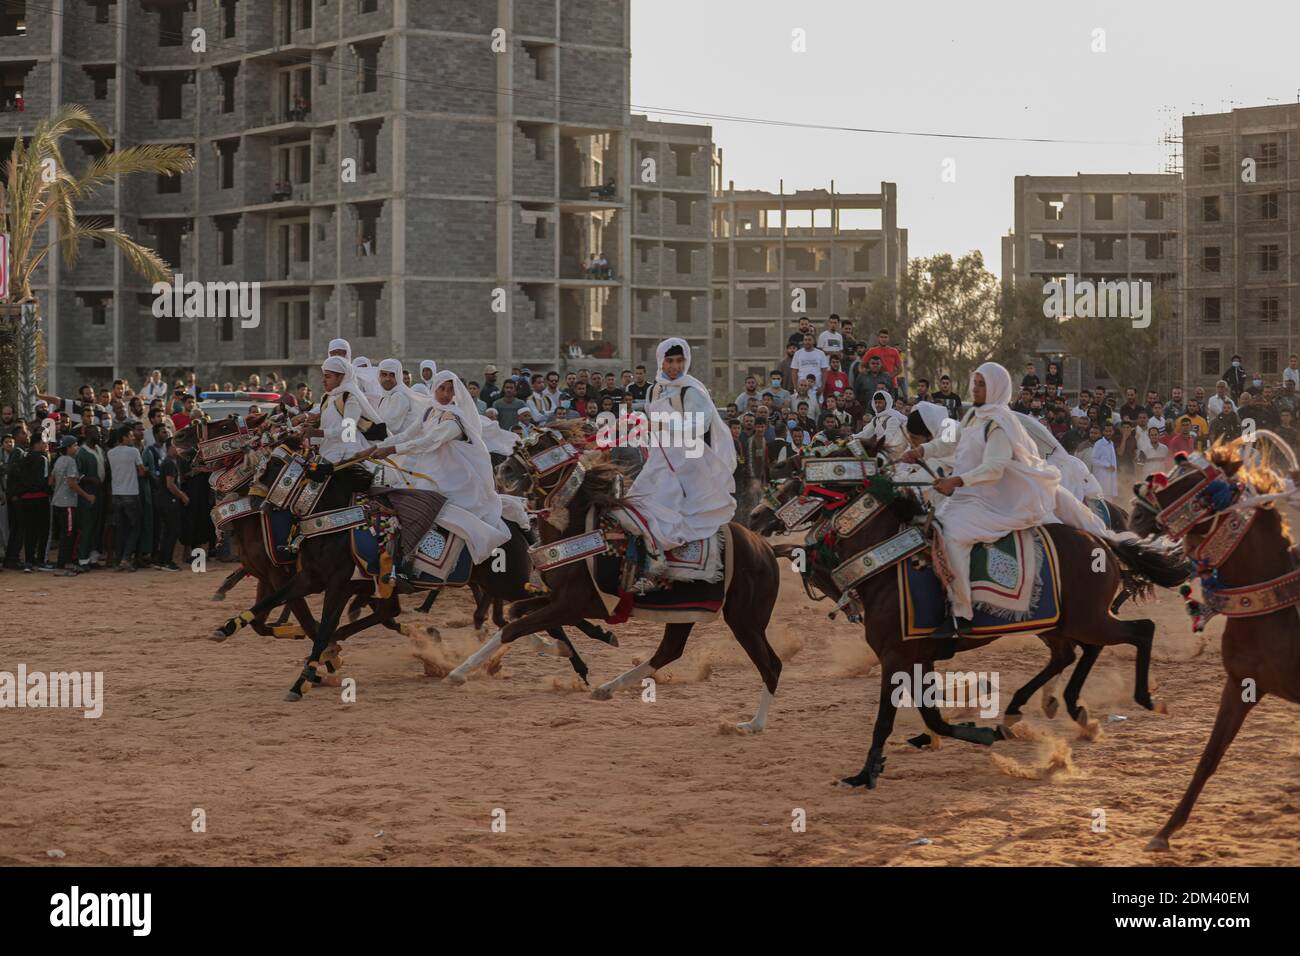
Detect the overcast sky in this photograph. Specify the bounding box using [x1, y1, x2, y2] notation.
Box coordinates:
[630, 0, 1300, 276]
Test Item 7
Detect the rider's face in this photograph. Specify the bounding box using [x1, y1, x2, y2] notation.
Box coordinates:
[379, 371, 396, 390]
[435, 382, 455, 404]
[972, 374, 987, 404]
[322, 370, 343, 392]
[662, 355, 686, 380]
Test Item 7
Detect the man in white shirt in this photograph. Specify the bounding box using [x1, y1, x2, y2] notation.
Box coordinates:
[1206, 380, 1237, 420]
[816, 315, 844, 356]
[106, 425, 147, 572]
[141, 370, 169, 403]
[791, 332, 830, 395]
[1284, 355, 1300, 392]
[524, 373, 557, 424]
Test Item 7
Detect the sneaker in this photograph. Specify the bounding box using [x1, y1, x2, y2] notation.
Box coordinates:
[159, 563, 181, 572]
[55, 568, 79, 577]
[116, 562, 131, 572]
[36, 564, 56, 572]
[22, 564, 32, 573]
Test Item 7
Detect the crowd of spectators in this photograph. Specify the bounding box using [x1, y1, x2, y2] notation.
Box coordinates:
[0, 370, 306, 576]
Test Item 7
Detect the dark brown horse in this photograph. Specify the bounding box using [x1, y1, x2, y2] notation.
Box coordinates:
[797, 473, 1187, 788]
[457, 422, 784, 733]
[217, 457, 619, 699]
[171, 415, 319, 641]
[1131, 442, 1300, 850]
[747, 454, 1147, 723]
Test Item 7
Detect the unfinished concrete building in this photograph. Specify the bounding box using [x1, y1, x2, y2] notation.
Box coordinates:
[3, 0, 706, 392]
[1182, 104, 1300, 389]
[628, 115, 712, 372]
[1002, 173, 1182, 390]
[711, 178, 905, 396]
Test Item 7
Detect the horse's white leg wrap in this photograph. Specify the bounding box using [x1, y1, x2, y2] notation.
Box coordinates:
[737, 687, 774, 733]
[447, 630, 504, 685]
[593, 660, 654, 700]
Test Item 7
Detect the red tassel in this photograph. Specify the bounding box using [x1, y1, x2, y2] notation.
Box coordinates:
[606, 592, 634, 625]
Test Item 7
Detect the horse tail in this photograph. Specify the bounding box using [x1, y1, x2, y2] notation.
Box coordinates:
[1107, 536, 1189, 591]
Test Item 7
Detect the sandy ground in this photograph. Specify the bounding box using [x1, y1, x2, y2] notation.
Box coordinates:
[2, 549, 1298, 867]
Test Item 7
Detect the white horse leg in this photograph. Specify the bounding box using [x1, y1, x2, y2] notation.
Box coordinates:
[525, 633, 567, 657]
[447, 629, 504, 685]
[591, 660, 654, 700]
[737, 686, 775, 734]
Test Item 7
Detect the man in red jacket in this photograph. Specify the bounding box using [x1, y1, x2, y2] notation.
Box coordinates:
[863, 327, 903, 391]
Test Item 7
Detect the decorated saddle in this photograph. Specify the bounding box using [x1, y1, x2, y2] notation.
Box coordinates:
[526, 507, 732, 624]
[900, 527, 1062, 639]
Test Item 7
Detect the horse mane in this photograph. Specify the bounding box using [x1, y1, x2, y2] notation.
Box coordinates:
[1207, 438, 1294, 545]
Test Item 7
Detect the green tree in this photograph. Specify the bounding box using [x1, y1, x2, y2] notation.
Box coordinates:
[902, 251, 1006, 391]
[1056, 285, 1175, 396]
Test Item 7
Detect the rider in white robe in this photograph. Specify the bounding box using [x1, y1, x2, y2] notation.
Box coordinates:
[377, 371, 510, 565]
[897, 402, 957, 494]
[351, 356, 384, 402]
[316, 355, 383, 464]
[418, 360, 437, 390]
[479, 409, 521, 458]
[375, 358, 427, 487]
[1016, 411, 1104, 502]
[902, 362, 1061, 630]
[854, 389, 909, 459]
[625, 338, 737, 556]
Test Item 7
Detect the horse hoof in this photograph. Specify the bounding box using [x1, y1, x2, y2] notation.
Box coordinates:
[591, 686, 612, 701]
[1042, 696, 1059, 719]
[209, 629, 229, 642]
[284, 691, 302, 702]
[1153, 699, 1169, 715]
[1146, 834, 1171, 852]
[446, 671, 467, 686]
[1074, 704, 1091, 727]
[735, 720, 763, 735]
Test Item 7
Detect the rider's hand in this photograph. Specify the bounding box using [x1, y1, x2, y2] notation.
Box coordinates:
[372, 446, 396, 459]
[900, 447, 924, 463]
[933, 476, 963, 496]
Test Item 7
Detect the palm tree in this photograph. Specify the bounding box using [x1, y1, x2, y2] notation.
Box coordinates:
[2, 103, 194, 300]
[0, 104, 194, 413]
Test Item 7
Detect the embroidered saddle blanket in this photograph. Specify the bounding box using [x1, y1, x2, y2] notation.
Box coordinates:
[583, 509, 733, 624]
[900, 527, 1062, 639]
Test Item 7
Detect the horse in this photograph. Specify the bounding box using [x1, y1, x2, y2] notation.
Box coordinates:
[171, 414, 319, 641]
[215, 452, 620, 699]
[746, 447, 1151, 725]
[790, 457, 1187, 788]
[1130, 438, 1300, 850]
[455, 421, 785, 733]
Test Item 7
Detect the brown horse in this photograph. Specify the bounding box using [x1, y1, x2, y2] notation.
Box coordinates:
[454, 422, 785, 733]
[1131, 442, 1300, 850]
[747, 454, 1148, 724]
[796, 471, 1187, 788]
[170, 415, 319, 641]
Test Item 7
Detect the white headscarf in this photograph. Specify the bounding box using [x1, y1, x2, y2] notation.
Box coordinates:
[872, 389, 907, 424]
[412, 383, 430, 396]
[911, 401, 951, 439]
[321, 355, 382, 424]
[419, 360, 438, 385]
[378, 357, 428, 408]
[430, 369, 482, 442]
[969, 361, 1042, 466]
[653, 337, 736, 474]
[327, 338, 351, 359]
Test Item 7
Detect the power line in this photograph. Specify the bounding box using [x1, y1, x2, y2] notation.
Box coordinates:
[19, 0, 1155, 148]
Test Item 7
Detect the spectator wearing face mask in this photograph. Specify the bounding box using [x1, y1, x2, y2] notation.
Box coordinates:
[1224, 354, 1248, 396]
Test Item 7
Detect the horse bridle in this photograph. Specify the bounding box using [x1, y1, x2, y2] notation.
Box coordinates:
[510, 428, 590, 517]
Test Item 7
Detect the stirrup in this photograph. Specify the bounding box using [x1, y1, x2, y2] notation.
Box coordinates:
[628, 576, 660, 596]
